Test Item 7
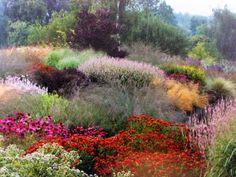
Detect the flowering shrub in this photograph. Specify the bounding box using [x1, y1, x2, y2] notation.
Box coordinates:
[27, 114, 205, 176]
[160, 64, 206, 84]
[189, 99, 236, 156]
[79, 57, 164, 88]
[0, 76, 47, 94]
[0, 144, 94, 177]
[164, 80, 208, 111]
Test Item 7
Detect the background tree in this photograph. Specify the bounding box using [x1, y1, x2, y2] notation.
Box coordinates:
[190, 16, 208, 35]
[207, 8, 236, 60]
[3, 0, 47, 23]
[0, 0, 8, 47]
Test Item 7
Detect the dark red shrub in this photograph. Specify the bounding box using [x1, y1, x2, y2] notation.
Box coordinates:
[34, 68, 89, 96]
[67, 9, 127, 58]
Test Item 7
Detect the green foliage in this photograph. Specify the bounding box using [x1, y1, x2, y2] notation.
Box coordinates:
[56, 49, 105, 70]
[206, 77, 236, 99]
[0, 94, 70, 124]
[3, 0, 47, 23]
[188, 42, 216, 65]
[190, 16, 208, 35]
[44, 48, 76, 68]
[8, 21, 29, 46]
[44, 48, 104, 70]
[121, 11, 189, 56]
[160, 64, 206, 84]
[206, 118, 236, 177]
[27, 11, 76, 46]
[0, 144, 92, 177]
[0, 84, 185, 135]
[0, 6, 8, 47]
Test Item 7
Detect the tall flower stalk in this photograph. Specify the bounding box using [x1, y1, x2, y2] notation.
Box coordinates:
[188, 99, 236, 156]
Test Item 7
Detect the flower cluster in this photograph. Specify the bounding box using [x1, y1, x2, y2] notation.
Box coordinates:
[27, 114, 205, 176]
[167, 73, 191, 83]
[71, 126, 108, 138]
[0, 112, 68, 138]
[0, 76, 47, 94]
[0, 112, 108, 141]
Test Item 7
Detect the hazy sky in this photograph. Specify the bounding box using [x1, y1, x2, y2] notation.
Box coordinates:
[165, 0, 236, 16]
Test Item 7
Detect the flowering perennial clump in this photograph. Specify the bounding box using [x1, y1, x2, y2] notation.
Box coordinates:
[0, 112, 68, 138]
[0, 112, 108, 140]
[0, 143, 95, 177]
[27, 114, 205, 176]
[0, 76, 47, 94]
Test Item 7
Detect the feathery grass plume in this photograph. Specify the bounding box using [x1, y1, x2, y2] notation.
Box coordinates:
[0, 50, 28, 78]
[206, 77, 236, 100]
[188, 99, 236, 157]
[0, 46, 53, 64]
[79, 57, 164, 88]
[126, 42, 185, 66]
[165, 80, 208, 111]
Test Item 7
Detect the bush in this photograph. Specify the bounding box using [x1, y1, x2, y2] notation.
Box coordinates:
[56, 49, 105, 70]
[34, 68, 88, 96]
[160, 64, 206, 84]
[67, 9, 127, 58]
[121, 11, 189, 56]
[188, 42, 216, 65]
[27, 11, 76, 46]
[44, 48, 104, 70]
[164, 80, 208, 111]
[79, 57, 164, 88]
[0, 144, 92, 177]
[44, 48, 76, 68]
[206, 77, 236, 101]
